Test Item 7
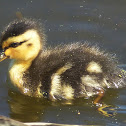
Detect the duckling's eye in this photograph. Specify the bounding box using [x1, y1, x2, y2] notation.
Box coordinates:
[9, 40, 27, 48]
[9, 42, 20, 48]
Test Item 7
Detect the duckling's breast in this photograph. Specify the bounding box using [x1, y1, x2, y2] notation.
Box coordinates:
[9, 59, 34, 96]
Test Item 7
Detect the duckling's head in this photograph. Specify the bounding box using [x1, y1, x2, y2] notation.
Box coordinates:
[0, 18, 46, 62]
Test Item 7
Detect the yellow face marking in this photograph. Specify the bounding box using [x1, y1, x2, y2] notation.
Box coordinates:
[50, 63, 73, 100]
[86, 61, 102, 73]
[2, 30, 42, 61]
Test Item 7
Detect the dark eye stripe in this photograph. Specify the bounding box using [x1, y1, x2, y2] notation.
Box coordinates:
[4, 40, 27, 51]
[9, 42, 21, 48]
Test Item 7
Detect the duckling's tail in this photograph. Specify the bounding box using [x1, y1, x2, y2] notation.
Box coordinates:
[109, 68, 126, 88]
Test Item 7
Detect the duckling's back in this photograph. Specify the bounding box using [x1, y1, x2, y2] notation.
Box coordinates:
[23, 43, 126, 100]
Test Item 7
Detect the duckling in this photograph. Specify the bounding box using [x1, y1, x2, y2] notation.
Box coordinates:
[0, 18, 126, 101]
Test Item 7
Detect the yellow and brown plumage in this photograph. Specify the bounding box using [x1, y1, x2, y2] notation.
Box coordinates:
[0, 18, 126, 101]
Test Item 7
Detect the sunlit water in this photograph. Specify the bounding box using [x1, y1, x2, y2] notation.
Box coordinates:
[0, 0, 126, 125]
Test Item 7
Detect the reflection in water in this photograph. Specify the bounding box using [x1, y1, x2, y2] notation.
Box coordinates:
[8, 88, 121, 124]
[8, 89, 50, 122]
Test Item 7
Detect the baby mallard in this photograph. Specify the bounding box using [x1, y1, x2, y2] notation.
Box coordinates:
[0, 18, 125, 101]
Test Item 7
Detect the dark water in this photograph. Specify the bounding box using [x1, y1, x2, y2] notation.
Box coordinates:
[0, 0, 126, 125]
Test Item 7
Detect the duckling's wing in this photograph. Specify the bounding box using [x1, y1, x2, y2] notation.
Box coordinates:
[24, 43, 126, 99]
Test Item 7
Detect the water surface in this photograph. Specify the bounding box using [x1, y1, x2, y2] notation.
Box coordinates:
[0, 0, 126, 125]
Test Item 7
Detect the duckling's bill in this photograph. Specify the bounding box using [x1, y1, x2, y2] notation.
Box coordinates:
[0, 50, 8, 62]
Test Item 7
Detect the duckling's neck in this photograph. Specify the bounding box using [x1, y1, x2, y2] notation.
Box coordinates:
[9, 59, 32, 93]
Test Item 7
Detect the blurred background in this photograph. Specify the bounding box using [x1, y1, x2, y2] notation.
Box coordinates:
[0, 0, 126, 125]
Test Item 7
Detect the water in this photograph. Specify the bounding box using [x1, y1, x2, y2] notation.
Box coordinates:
[0, 0, 126, 125]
